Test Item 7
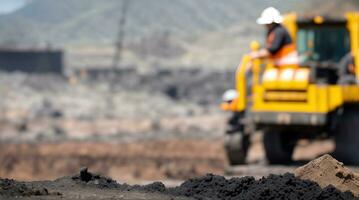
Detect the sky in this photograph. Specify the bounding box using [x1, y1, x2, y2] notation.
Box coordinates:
[0, 0, 26, 14]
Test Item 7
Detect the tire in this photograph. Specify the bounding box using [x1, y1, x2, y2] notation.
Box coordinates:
[224, 133, 250, 165]
[334, 106, 359, 165]
[263, 131, 295, 165]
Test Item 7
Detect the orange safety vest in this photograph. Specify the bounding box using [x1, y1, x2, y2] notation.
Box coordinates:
[267, 32, 299, 67]
[220, 99, 238, 111]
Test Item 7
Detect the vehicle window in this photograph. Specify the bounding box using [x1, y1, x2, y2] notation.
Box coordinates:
[297, 26, 350, 63]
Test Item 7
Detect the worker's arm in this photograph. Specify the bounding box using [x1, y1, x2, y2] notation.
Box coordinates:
[250, 26, 285, 60]
[249, 48, 270, 60]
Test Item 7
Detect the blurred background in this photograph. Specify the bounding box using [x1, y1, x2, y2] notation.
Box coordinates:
[0, 0, 357, 184]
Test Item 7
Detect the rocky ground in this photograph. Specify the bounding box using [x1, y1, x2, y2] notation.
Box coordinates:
[0, 69, 231, 143]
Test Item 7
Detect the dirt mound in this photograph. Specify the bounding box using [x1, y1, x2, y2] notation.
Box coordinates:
[68, 167, 167, 192]
[0, 178, 51, 197]
[168, 173, 356, 200]
[295, 154, 359, 197]
[68, 167, 121, 189]
[2, 166, 358, 199]
[55, 167, 168, 193]
[54, 168, 358, 199]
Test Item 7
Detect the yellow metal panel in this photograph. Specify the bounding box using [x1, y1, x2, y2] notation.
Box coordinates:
[283, 13, 298, 43]
[252, 59, 261, 87]
[328, 86, 343, 111]
[235, 55, 251, 112]
[264, 91, 307, 102]
[252, 85, 345, 114]
[342, 85, 359, 102]
[347, 12, 359, 79]
[315, 86, 329, 113]
[252, 85, 316, 113]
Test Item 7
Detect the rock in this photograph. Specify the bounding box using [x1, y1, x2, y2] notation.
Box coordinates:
[79, 167, 92, 182]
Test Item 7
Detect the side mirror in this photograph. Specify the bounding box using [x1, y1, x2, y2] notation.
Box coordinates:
[250, 41, 260, 52]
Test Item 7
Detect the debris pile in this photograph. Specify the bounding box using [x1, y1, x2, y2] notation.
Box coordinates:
[58, 167, 167, 193]
[0, 178, 51, 197]
[168, 173, 356, 200]
[295, 154, 359, 197]
[59, 162, 359, 200]
[69, 167, 120, 189]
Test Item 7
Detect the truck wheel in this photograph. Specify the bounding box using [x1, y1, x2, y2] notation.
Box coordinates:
[263, 131, 295, 164]
[334, 106, 359, 165]
[224, 133, 250, 165]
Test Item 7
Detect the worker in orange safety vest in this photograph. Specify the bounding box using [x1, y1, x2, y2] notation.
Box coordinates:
[250, 7, 299, 67]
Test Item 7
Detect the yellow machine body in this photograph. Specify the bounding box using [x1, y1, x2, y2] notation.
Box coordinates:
[223, 12, 359, 165]
[223, 12, 359, 126]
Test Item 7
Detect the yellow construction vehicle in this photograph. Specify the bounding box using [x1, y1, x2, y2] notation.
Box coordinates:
[221, 12, 359, 165]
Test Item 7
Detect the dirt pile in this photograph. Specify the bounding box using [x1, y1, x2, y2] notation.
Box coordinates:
[168, 173, 356, 200]
[0, 178, 53, 197]
[67, 167, 168, 192]
[1, 166, 358, 200]
[56, 168, 167, 193]
[68, 167, 120, 189]
[49, 168, 359, 199]
[295, 154, 359, 197]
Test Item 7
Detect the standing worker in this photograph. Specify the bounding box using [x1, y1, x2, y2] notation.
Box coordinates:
[250, 7, 299, 67]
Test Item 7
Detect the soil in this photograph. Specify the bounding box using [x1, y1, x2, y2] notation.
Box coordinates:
[1, 164, 358, 200]
[169, 173, 356, 200]
[295, 154, 359, 197]
[1, 168, 192, 200]
[0, 178, 53, 197]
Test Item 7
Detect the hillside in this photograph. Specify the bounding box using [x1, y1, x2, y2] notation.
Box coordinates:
[1, 1, 358, 69]
[301, 0, 359, 17]
[0, 0, 296, 45]
[0, 0, 358, 46]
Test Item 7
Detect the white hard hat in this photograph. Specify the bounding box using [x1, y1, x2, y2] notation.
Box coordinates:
[256, 7, 283, 25]
[222, 89, 238, 102]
